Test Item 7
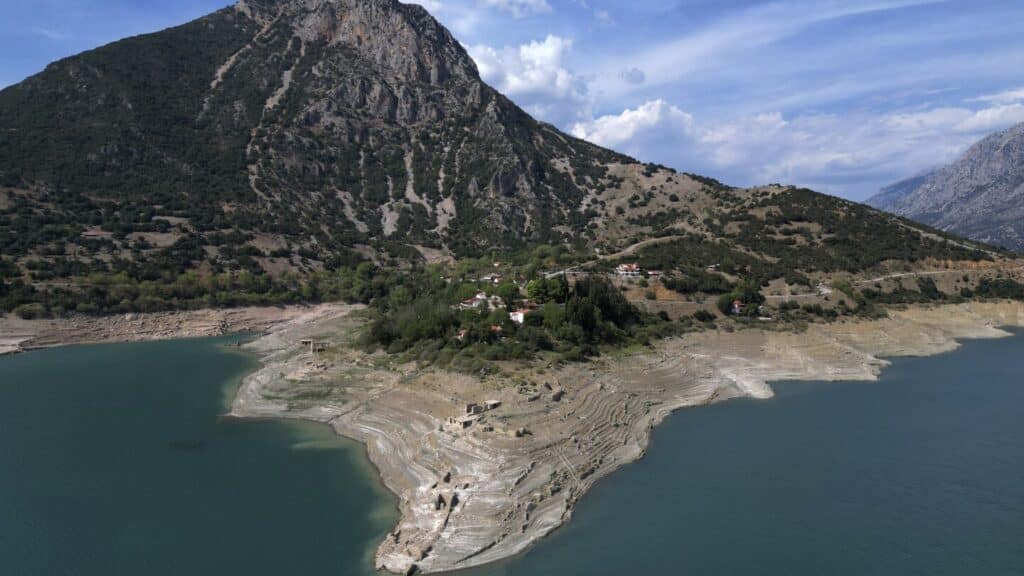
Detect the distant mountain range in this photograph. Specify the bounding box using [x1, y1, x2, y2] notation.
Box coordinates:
[868, 122, 1024, 252]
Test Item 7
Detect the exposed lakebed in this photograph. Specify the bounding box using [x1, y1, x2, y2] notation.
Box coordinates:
[2, 331, 1023, 575]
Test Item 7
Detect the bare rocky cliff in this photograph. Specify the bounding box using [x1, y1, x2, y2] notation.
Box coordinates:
[869, 122, 1024, 251]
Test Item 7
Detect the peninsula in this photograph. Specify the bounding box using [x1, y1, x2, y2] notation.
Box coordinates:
[3, 1, 1024, 573]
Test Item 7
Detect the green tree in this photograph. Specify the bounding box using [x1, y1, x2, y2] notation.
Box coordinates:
[496, 281, 521, 308]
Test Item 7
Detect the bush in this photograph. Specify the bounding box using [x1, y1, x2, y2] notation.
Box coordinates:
[693, 310, 716, 323]
[14, 303, 48, 319]
[975, 278, 1024, 300]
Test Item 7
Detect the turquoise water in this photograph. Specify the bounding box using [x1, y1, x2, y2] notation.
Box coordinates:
[0, 338, 396, 576]
[2, 331, 1023, 576]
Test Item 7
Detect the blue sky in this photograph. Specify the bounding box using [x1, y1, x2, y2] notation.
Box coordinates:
[3, 0, 1024, 200]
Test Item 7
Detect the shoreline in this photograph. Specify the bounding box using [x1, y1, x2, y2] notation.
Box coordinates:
[228, 300, 1023, 574]
[6, 300, 1023, 574]
[0, 305, 338, 355]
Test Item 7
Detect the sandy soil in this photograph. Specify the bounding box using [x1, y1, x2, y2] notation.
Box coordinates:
[228, 300, 1024, 575]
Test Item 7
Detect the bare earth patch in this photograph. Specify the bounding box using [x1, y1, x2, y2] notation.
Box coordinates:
[0, 305, 339, 354]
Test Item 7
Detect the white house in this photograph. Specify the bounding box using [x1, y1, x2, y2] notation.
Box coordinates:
[616, 263, 642, 277]
[458, 292, 503, 311]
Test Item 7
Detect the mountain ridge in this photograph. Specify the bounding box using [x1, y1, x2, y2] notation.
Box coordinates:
[868, 122, 1024, 251]
[0, 0, 1013, 317]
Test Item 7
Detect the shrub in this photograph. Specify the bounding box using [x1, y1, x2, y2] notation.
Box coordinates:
[14, 303, 48, 319]
[693, 310, 716, 323]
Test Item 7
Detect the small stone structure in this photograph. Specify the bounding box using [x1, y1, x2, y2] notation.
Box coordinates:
[300, 339, 328, 353]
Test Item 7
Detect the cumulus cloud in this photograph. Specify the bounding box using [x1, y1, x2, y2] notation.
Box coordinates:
[570, 100, 693, 149]
[468, 35, 589, 124]
[479, 0, 551, 18]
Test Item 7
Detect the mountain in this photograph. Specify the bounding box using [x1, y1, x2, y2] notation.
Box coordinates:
[868, 122, 1024, 251]
[0, 0, 1009, 315]
[0, 0, 636, 259]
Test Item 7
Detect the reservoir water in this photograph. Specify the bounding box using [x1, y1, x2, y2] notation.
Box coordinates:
[2, 331, 1023, 575]
[0, 338, 396, 576]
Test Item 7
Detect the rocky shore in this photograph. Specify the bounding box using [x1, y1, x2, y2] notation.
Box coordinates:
[227, 300, 1024, 575]
[0, 305, 332, 355]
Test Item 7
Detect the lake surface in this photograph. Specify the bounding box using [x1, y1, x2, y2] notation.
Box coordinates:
[0, 337, 396, 576]
[2, 331, 1023, 576]
[468, 328, 1024, 576]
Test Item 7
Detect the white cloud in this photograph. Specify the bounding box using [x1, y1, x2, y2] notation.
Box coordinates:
[468, 35, 589, 124]
[883, 105, 1024, 135]
[968, 87, 1024, 104]
[414, 0, 445, 12]
[569, 95, 1024, 200]
[479, 0, 551, 18]
[883, 107, 972, 133]
[953, 104, 1024, 133]
[571, 100, 694, 148]
[470, 36, 582, 98]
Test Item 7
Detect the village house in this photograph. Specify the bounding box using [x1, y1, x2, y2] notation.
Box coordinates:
[616, 263, 643, 277]
[509, 301, 540, 325]
[731, 299, 745, 316]
[446, 414, 481, 431]
[458, 292, 503, 311]
[299, 339, 327, 353]
[445, 400, 502, 432]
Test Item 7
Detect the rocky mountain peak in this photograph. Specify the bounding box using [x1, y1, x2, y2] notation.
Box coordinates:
[235, 0, 479, 86]
[869, 122, 1024, 251]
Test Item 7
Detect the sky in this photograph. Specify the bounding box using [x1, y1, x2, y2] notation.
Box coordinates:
[3, 0, 1024, 200]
